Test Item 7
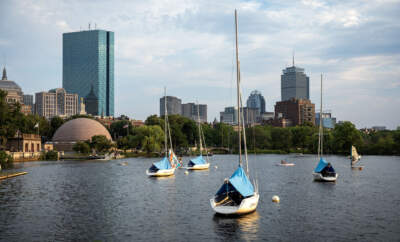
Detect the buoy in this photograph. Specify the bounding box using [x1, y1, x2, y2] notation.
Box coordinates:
[272, 195, 280, 203]
[214, 166, 218, 169]
[185, 171, 189, 175]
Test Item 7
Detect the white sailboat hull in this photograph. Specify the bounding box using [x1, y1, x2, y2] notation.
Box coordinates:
[146, 168, 175, 177]
[210, 192, 259, 215]
[187, 163, 210, 170]
[313, 172, 338, 182]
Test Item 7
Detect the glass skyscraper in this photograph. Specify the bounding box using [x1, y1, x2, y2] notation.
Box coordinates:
[63, 29, 114, 116]
[281, 63, 309, 101]
[246, 90, 266, 113]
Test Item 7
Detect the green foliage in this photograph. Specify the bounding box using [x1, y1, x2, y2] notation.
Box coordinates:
[0, 150, 13, 169]
[90, 135, 113, 154]
[73, 141, 91, 154]
[332, 122, 362, 154]
[40, 150, 59, 160]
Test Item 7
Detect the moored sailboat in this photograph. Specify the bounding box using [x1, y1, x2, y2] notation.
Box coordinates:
[146, 89, 178, 177]
[187, 102, 210, 170]
[312, 74, 338, 182]
[210, 10, 259, 215]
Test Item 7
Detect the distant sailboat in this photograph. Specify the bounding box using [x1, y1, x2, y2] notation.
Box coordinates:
[187, 102, 210, 170]
[210, 10, 259, 215]
[350, 145, 363, 169]
[146, 88, 178, 177]
[312, 74, 338, 182]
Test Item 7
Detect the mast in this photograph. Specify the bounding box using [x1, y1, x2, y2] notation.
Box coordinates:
[197, 102, 203, 154]
[164, 87, 168, 157]
[318, 74, 323, 158]
[235, 9, 242, 166]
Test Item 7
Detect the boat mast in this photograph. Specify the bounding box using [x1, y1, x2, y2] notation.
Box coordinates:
[235, 9, 242, 166]
[164, 87, 168, 157]
[318, 74, 323, 158]
[197, 101, 203, 155]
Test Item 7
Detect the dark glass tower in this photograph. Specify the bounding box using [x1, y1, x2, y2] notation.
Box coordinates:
[246, 90, 266, 113]
[63, 29, 114, 116]
[281, 59, 309, 101]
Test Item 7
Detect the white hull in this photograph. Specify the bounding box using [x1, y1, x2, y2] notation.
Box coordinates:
[210, 192, 259, 215]
[276, 163, 295, 167]
[313, 172, 338, 182]
[146, 168, 175, 177]
[187, 163, 210, 170]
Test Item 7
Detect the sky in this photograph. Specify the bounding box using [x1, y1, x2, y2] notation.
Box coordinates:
[1, 0, 399, 129]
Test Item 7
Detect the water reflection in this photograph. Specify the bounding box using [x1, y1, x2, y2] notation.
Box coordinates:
[213, 212, 260, 241]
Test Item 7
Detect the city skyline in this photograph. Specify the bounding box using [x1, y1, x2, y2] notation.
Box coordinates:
[1, 0, 399, 129]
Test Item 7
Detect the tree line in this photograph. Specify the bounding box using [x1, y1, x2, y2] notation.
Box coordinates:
[1, 89, 399, 161]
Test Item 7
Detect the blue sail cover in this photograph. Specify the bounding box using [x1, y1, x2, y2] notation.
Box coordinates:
[314, 157, 328, 173]
[153, 157, 172, 170]
[228, 166, 255, 197]
[190, 155, 207, 165]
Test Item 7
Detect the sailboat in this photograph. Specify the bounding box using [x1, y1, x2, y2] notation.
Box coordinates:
[210, 10, 259, 215]
[187, 102, 210, 170]
[350, 145, 363, 169]
[146, 89, 178, 177]
[312, 74, 338, 182]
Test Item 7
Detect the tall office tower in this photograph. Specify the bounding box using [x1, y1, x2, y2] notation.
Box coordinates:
[182, 103, 207, 123]
[160, 96, 182, 116]
[63, 29, 114, 116]
[35, 88, 78, 119]
[246, 90, 266, 113]
[23, 94, 33, 107]
[281, 58, 309, 101]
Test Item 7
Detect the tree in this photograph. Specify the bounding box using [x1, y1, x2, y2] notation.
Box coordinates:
[332, 122, 362, 154]
[73, 141, 91, 154]
[271, 127, 292, 151]
[90, 135, 113, 153]
[0, 150, 13, 169]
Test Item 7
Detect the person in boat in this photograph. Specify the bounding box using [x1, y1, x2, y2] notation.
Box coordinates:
[321, 162, 335, 177]
[178, 157, 183, 168]
[281, 160, 287, 164]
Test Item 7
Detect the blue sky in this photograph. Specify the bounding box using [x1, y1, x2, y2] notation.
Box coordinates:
[1, 0, 399, 129]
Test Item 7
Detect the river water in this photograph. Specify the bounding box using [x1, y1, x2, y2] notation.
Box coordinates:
[0, 154, 399, 241]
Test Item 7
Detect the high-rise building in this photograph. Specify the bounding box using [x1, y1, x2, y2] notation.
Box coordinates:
[63, 29, 114, 116]
[241, 107, 260, 125]
[35, 88, 78, 119]
[220, 106, 238, 125]
[160, 96, 182, 116]
[181, 103, 207, 123]
[281, 59, 310, 101]
[246, 90, 266, 113]
[23, 94, 33, 107]
[274, 98, 315, 126]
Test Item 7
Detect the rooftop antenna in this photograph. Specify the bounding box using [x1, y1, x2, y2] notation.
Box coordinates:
[95, 23, 97, 29]
[88, 22, 91, 30]
[292, 50, 295, 67]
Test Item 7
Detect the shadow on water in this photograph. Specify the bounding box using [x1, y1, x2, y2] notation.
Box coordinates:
[213, 211, 260, 241]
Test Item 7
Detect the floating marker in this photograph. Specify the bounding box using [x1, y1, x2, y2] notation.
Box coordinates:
[272, 195, 280, 203]
[185, 171, 189, 175]
[214, 166, 218, 169]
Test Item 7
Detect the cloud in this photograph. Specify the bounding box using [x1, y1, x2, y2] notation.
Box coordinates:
[1, 0, 400, 129]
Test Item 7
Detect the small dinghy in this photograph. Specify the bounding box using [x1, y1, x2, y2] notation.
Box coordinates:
[350, 146, 363, 169]
[187, 100, 210, 170]
[187, 155, 210, 170]
[276, 160, 295, 166]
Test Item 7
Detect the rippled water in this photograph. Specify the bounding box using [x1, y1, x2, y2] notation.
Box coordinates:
[0, 154, 399, 241]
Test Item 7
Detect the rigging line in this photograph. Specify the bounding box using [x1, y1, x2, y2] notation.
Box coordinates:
[239, 90, 249, 175]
